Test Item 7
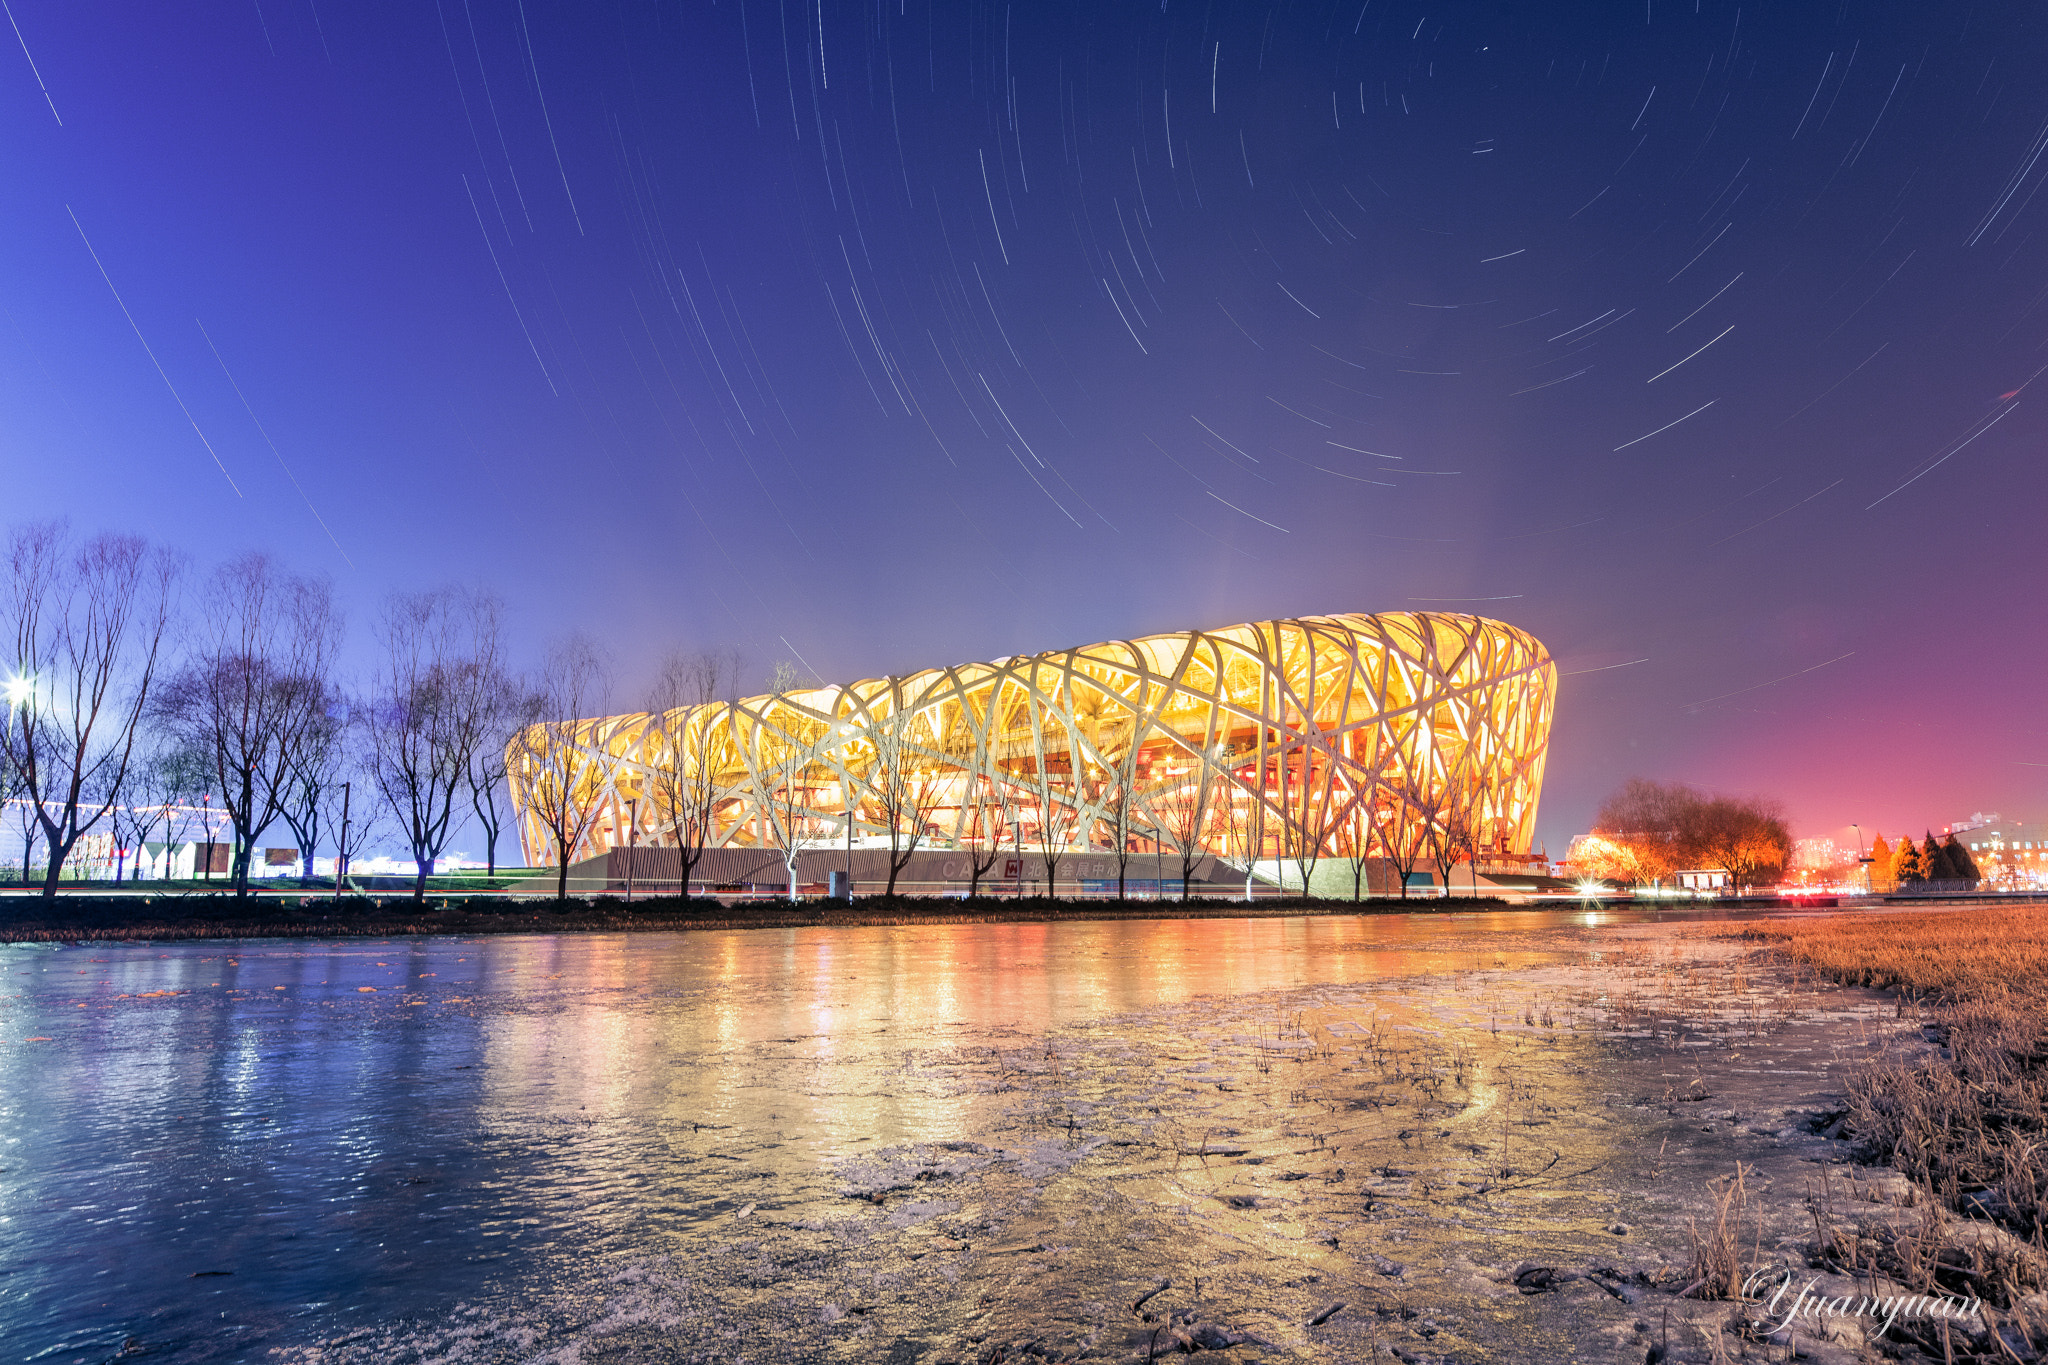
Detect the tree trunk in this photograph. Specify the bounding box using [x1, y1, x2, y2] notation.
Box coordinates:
[555, 841, 570, 900]
[39, 835, 71, 898]
[413, 855, 432, 903]
[37, 804, 89, 896]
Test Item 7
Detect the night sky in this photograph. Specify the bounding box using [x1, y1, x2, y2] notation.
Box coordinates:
[5, 0, 2046, 853]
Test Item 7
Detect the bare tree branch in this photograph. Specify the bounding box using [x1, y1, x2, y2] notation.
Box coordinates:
[2, 521, 180, 896]
[644, 650, 741, 895]
[153, 553, 342, 896]
[360, 587, 508, 902]
[509, 635, 613, 901]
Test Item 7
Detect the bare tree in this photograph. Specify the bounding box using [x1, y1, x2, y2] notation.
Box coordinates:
[869, 679, 952, 897]
[1321, 743, 1394, 902]
[1378, 783, 1433, 900]
[1021, 694, 1079, 897]
[154, 553, 341, 896]
[9, 785, 38, 885]
[465, 666, 538, 882]
[124, 744, 213, 881]
[157, 751, 218, 880]
[509, 635, 613, 901]
[1091, 729, 1146, 900]
[1418, 782, 1464, 901]
[1331, 800, 1378, 901]
[834, 724, 868, 900]
[755, 748, 822, 902]
[748, 665, 828, 901]
[951, 691, 1013, 898]
[1591, 778, 1698, 889]
[644, 650, 741, 896]
[1209, 745, 1269, 901]
[1275, 739, 1344, 899]
[276, 682, 346, 888]
[1437, 784, 1487, 898]
[109, 743, 191, 882]
[1150, 709, 1225, 902]
[960, 773, 1013, 897]
[2, 523, 180, 897]
[0, 752, 24, 881]
[360, 588, 508, 902]
[326, 779, 385, 896]
[1691, 795, 1792, 891]
[106, 772, 150, 883]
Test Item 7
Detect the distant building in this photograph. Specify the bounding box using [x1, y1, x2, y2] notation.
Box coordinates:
[1958, 817, 2046, 891]
[1790, 837, 1841, 870]
[1, 796, 417, 883]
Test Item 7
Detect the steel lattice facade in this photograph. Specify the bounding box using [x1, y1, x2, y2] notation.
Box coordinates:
[508, 612, 1556, 875]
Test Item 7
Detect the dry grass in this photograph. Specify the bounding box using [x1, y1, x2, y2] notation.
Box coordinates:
[1741, 905, 2048, 1267]
[1684, 1162, 1761, 1300]
[1738, 903, 2048, 1001]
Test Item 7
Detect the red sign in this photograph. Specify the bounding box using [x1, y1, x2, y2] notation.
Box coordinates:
[1004, 859, 1022, 879]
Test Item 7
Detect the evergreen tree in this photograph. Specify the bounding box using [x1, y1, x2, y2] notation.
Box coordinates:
[1922, 833, 1955, 882]
[1891, 835, 1924, 883]
[1867, 833, 1892, 890]
[1943, 834, 1981, 883]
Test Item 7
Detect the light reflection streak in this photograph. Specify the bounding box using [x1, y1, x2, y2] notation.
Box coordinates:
[1, 903, 1753, 1360]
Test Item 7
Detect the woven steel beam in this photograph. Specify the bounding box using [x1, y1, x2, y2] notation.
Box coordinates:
[506, 612, 1556, 872]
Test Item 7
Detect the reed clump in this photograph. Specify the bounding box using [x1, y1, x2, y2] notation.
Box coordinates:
[1684, 1162, 1759, 1300]
[1742, 906, 2048, 1264]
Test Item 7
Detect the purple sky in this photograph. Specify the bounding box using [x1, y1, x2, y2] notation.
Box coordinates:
[4, 0, 2045, 854]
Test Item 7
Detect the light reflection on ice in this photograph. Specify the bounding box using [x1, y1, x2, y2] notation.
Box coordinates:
[0, 908, 1908, 1364]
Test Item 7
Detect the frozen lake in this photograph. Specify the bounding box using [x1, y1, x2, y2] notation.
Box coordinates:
[0, 907, 1897, 1363]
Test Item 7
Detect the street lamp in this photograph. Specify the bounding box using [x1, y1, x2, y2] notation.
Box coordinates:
[1851, 823, 1873, 895]
[625, 797, 638, 904]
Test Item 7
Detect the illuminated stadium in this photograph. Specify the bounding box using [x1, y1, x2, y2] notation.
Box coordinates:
[508, 612, 1556, 893]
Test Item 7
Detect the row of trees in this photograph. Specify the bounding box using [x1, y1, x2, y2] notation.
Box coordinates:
[1869, 832, 1981, 886]
[511, 655, 1517, 903]
[3, 520, 1528, 905]
[1581, 778, 1793, 890]
[1, 521, 557, 902]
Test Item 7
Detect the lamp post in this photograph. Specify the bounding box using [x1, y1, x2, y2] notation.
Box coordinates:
[625, 797, 638, 904]
[1851, 823, 1872, 895]
[334, 782, 350, 903]
[200, 793, 213, 881]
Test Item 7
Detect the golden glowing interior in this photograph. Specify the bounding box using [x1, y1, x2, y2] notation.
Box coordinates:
[508, 612, 1556, 872]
